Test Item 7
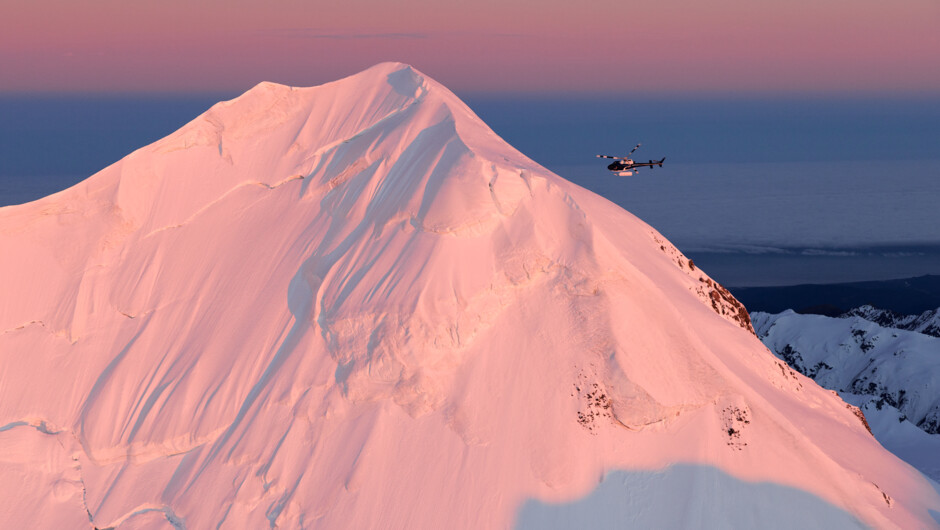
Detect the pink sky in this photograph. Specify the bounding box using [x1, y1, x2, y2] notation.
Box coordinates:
[1, 0, 938, 94]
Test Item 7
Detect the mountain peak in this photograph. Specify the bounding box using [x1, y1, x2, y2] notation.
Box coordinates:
[1, 65, 938, 528]
[238, 62, 425, 100]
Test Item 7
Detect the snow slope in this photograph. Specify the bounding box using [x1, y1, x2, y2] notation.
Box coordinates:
[1, 63, 938, 529]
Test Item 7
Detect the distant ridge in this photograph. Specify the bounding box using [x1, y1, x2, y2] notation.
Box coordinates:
[731, 275, 940, 315]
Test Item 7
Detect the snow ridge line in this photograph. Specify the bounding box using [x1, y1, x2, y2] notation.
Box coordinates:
[95, 504, 187, 530]
[0, 418, 65, 435]
[295, 73, 430, 183]
[142, 176, 306, 239]
[0, 416, 197, 527]
[0, 417, 98, 525]
[0, 319, 77, 343]
[1, 319, 45, 336]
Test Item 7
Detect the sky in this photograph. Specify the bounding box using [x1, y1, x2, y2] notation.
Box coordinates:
[1, 0, 938, 95]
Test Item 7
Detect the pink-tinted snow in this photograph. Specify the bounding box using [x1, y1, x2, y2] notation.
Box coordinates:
[0, 63, 937, 528]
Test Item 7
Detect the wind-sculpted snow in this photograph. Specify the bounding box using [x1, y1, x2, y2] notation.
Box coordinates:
[1, 63, 939, 528]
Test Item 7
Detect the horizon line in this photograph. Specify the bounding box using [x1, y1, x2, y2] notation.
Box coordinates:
[3, 88, 940, 101]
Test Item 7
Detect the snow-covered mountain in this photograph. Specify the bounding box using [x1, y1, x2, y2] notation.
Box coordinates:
[753, 309, 940, 481]
[843, 304, 940, 338]
[1, 63, 938, 529]
[753, 310, 940, 434]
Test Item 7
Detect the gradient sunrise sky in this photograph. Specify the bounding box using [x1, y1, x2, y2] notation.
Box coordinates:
[1, 0, 938, 94]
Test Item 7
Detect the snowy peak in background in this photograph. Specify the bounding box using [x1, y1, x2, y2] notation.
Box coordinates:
[753, 310, 940, 434]
[753, 309, 940, 481]
[843, 304, 940, 338]
[1, 64, 938, 528]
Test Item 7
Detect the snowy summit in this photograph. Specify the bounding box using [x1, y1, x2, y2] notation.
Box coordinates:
[0, 63, 938, 528]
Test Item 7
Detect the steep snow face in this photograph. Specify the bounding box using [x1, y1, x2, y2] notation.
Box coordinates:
[1, 63, 938, 528]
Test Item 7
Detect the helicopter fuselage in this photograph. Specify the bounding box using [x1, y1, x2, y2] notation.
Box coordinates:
[596, 143, 665, 177]
[606, 159, 634, 171]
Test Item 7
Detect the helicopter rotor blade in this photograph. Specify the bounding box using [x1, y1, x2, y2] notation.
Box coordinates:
[596, 155, 622, 159]
[628, 143, 641, 157]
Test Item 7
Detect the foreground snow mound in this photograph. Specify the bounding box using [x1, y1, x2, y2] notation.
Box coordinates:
[1, 63, 938, 528]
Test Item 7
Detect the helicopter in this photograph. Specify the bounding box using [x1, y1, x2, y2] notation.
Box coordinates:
[596, 143, 665, 176]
